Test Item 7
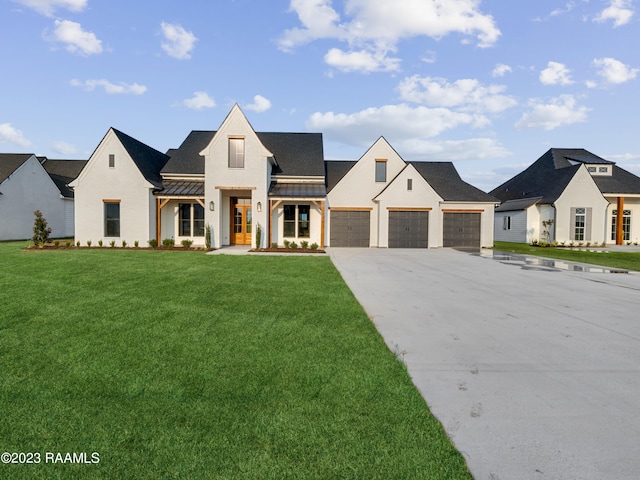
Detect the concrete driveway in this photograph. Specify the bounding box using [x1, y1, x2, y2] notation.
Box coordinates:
[329, 247, 640, 480]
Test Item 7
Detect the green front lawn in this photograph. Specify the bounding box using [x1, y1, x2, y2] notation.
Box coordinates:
[0, 243, 470, 479]
[494, 241, 640, 271]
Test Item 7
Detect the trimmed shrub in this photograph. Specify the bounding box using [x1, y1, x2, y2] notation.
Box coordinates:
[32, 210, 52, 247]
[148, 239, 158, 248]
[181, 239, 193, 248]
[310, 242, 319, 250]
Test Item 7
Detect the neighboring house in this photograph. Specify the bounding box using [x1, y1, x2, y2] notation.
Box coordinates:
[491, 148, 640, 245]
[0, 153, 86, 241]
[72, 105, 496, 249]
[325, 138, 497, 248]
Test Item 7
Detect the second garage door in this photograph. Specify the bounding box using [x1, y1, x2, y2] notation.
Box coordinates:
[330, 210, 370, 247]
[443, 212, 481, 248]
[388, 210, 429, 248]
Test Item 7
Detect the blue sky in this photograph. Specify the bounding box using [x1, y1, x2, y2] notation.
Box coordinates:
[1, 0, 639, 191]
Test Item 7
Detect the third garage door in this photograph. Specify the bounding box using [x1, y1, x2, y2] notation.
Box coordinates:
[388, 210, 428, 248]
[330, 210, 370, 247]
[443, 212, 481, 248]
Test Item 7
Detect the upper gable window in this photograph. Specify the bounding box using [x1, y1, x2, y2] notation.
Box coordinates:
[109, 154, 115, 168]
[229, 137, 245, 169]
[375, 159, 387, 182]
[407, 178, 413, 191]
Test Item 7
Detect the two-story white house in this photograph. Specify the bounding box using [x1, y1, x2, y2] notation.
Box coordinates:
[71, 105, 496, 249]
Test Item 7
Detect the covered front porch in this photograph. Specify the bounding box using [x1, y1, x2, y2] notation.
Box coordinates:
[155, 179, 205, 246]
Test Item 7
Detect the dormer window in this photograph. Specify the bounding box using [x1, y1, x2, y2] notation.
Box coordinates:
[587, 166, 596, 173]
[228, 137, 245, 168]
[599, 166, 608, 173]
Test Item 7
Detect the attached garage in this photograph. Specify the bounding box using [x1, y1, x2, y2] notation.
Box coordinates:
[388, 210, 429, 248]
[330, 210, 370, 247]
[443, 212, 481, 248]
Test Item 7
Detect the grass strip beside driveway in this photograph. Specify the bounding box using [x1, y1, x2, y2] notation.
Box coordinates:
[0, 243, 470, 479]
[494, 241, 640, 272]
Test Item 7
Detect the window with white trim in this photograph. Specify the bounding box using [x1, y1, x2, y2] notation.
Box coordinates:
[283, 204, 310, 238]
[611, 209, 631, 241]
[574, 208, 586, 241]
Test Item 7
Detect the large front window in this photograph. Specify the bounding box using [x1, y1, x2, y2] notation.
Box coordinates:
[574, 208, 586, 241]
[283, 204, 311, 238]
[104, 202, 120, 237]
[179, 203, 205, 237]
[228, 137, 245, 168]
[611, 209, 631, 241]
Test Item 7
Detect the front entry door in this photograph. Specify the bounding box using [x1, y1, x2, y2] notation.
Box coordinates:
[232, 199, 252, 245]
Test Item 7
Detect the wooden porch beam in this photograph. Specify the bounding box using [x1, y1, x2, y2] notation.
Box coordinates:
[156, 198, 171, 245]
[616, 196, 624, 245]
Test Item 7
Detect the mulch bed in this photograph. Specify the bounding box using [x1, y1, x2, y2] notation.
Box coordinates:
[250, 248, 326, 254]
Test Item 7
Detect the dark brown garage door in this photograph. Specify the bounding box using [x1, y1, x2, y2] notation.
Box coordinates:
[443, 212, 481, 248]
[330, 210, 370, 247]
[388, 211, 428, 248]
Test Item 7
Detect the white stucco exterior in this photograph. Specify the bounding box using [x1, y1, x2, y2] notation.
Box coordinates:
[0, 155, 66, 241]
[70, 130, 158, 246]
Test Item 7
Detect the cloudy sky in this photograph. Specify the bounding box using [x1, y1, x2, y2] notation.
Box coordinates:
[1, 0, 639, 191]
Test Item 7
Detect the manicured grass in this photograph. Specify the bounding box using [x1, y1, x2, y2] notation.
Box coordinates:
[495, 241, 640, 271]
[0, 243, 470, 479]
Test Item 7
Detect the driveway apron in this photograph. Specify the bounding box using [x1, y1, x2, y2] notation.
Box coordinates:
[329, 247, 640, 480]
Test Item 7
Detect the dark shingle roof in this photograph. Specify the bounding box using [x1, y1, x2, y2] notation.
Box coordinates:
[325, 160, 357, 192]
[490, 149, 582, 203]
[0, 153, 33, 185]
[491, 148, 640, 203]
[162, 131, 213, 175]
[161, 131, 325, 178]
[495, 197, 543, 212]
[258, 133, 325, 177]
[41, 159, 88, 198]
[112, 129, 170, 189]
[410, 162, 497, 202]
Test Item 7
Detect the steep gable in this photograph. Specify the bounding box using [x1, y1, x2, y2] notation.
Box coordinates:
[112, 129, 169, 188]
[0, 154, 34, 186]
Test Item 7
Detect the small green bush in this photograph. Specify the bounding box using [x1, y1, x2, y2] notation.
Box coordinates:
[283, 239, 290, 248]
[54, 240, 60, 247]
[76, 241, 81, 247]
[134, 240, 139, 248]
[122, 240, 127, 248]
[290, 242, 298, 249]
[271, 242, 278, 249]
[205, 224, 211, 249]
[109, 240, 116, 248]
[310, 242, 319, 250]
[87, 240, 92, 247]
[148, 239, 158, 248]
[300, 240, 309, 249]
[65, 240, 71, 247]
[181, 239, 193, 248]
[98, 239, 103, 247]
[32, 210, 52, 247]
[162, 238, 175, 247]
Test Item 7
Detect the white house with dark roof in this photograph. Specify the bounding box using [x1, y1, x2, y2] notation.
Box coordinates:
[491, 148, 640, 245]
[0, 153, 86, 241]
[71, 105, 496, 249]
[325, 137, 497, 248]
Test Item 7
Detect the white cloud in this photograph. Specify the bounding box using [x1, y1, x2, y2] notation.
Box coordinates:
[594, 0, 634, 27]
[540, 61, 574, 85]
[492, 63, 512, 77]
[397, 137, 510, 161]
[181, 92, 216, 110]
[160, 22, 197, 60]
[53, 140, 77, 155]
[244, 95, 272, 113]
[13, 0, 86, 17]
[51, 20, 102, 56]
[398, 76, 517, 113]
[70, 79, 147, 95]
[515, 95, 589, 130]
[325, 47, 401, 73]
[592, 57, 638, 84]
[0, 123, 31, 148]
[307, 104, 483, 146]
[279, 0, 501, 73]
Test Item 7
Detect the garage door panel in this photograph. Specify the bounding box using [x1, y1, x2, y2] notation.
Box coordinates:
[330, 210, 370, 247]
[389, 211, 428, 248]
[443, 212, 481, 248]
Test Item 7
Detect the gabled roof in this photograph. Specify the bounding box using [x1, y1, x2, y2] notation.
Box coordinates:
[410, 162, 498, 202]
[162, 130, 325, 177]
[0, 153, 33, 185]
[325, 160, 357, 192]
[490, 149, 582, 203]
[490, 148, 640, 203]
[41, 159, 88, 198]
[112, 129, 170, 189]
